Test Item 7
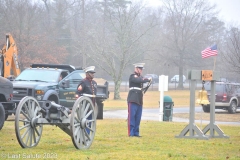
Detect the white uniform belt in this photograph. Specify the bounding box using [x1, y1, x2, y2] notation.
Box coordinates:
[129, 87, 142, 90]
[83, 94, 96, 97]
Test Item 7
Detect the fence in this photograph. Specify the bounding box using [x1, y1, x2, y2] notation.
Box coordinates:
[108, 81, 202, 92]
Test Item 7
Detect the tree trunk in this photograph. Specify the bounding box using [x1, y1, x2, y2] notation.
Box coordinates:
[177, 53, 184, 89]
[82, 0, 86, 67]
[114, 80, 121, 99]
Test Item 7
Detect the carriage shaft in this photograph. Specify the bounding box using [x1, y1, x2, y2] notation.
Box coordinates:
[36, 118, 71, 135]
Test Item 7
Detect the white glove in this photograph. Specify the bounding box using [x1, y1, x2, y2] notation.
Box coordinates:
[148, 77, 152, 81]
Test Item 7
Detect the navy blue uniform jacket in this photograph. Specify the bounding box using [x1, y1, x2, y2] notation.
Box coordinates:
[127, 73, 150, 105]
[76, 78, 97, 96]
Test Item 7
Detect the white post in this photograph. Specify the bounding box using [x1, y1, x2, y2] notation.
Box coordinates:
[159, 75, 168, 122]
[159, 84, 164, 121]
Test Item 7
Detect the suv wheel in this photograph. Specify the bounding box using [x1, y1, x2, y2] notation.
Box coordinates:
[0, 103, 5, 130]
[5, 114, 8, 120]
[202, 105, 210, 113]
[228, 101, 237, 114]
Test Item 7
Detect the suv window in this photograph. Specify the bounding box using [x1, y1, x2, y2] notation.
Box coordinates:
[204, 83, 233, 93]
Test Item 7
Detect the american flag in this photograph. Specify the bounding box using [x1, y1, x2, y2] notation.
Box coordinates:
[201, 44, 218, 58]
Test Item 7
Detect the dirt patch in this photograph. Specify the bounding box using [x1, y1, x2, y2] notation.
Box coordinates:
[174, 111, 240, 122]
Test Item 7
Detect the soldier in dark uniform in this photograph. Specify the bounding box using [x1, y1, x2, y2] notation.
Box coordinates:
[76, 66, 97, 104]
[127, 63, 152, 137]
[76, 66, 97, 134]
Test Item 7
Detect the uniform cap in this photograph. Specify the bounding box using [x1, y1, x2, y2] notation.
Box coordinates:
[84, 66, 95, 73]
[133, 63, 145, 69]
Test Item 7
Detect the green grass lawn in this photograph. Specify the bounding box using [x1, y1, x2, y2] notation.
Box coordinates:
[1, 120, 240, 160]
[1, 90, 240, 160]
[104, 90, 192, 110]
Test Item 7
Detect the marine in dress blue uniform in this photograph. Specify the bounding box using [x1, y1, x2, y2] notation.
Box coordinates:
[76, 66, 97, 103]
[127, 63, 151, 137]
[76, 66, 97, 133]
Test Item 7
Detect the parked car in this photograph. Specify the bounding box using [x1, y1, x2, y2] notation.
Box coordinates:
[144, 74, 159, 84]
[170, 75, 186, 83]
[202, 81, 240, 113]
[0, 76, 14, 130]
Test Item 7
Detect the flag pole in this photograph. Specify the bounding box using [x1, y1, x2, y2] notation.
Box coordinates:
[213, 56, 216, 71]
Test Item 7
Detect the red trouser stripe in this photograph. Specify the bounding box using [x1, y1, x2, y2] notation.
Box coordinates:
[128, 102, 131, 136]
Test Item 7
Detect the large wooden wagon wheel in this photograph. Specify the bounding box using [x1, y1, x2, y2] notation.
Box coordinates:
[70, 96, 96, 149]
[15, 96, 43, 148]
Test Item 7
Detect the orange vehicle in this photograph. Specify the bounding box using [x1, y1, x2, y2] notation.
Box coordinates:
[0, 33, 21, 78]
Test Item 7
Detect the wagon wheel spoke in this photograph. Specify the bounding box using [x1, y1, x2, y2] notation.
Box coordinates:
[70, 96, 96, 149]
[19, 123, 30, 130]
[33, 103, 39, 117]
[32, 128, 37, 143]
[84, 110, 93, 119]
[77, 106, 82, 122]
[21, 127, 30, 139]
[24, 103, 30, 117]
[19, 119, 29, 123]
[83, 103, 90, 116]
[79, 100, 85, 118]
[86, 125, 94, 132]
[24, 128, 31, 144]
[82, 129, 87, 146]
[84, 130, 90, 139]
[21, 106, 31, 121]
[34, 126, 41, 136]
[15, 96, 43, 148]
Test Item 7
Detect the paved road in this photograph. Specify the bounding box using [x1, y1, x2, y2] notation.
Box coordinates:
[103, 107, 240, 125]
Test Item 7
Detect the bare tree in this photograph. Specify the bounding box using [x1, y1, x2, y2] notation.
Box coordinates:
[161, 0, 218, 89]
[0, 0, 233, 89]
[83, 1, 156, 99]
[0, 0, 70, 67]
[222, 26, 240, 74]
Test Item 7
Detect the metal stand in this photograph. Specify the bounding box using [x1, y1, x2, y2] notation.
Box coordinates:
[175, 80, 208, 139]
[175, 70, 229, 139]
[202, 81, 229, 138]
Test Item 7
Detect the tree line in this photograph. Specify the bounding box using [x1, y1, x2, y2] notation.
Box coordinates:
[0, 0, 239, 99]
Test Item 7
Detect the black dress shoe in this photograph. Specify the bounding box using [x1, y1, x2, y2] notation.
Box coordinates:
[134, 135, 142, 137]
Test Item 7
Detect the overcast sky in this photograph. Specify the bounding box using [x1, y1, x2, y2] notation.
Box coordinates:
[209, 0, 240, 25]
[145, 0, 240, 25]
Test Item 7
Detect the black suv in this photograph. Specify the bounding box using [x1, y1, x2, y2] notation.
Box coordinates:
[202, 81, 240, 114]
[0, 76, 14, 130]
